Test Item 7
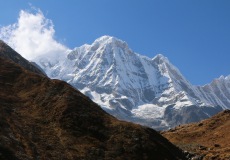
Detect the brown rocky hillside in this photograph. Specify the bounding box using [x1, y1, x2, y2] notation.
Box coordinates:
[162, 110, 230, 160]
[0, 41, 187, 159]
[0, 40, 45, 76]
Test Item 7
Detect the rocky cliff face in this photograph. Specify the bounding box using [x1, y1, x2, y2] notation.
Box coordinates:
[0, 41, 187, 160]
[35, 36, 228, 130]
[196, 76, 230, 109]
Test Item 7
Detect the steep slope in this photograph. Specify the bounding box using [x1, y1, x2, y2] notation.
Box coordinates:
[35, 36, 225, 130]
[162, 110, 230, 160]
[0, 40, 45, 76]
[0, 42, 187, 159]
[196, 76, 230, 109]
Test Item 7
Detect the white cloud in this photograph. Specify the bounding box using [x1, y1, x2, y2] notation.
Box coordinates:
[0, 8, 68, 60]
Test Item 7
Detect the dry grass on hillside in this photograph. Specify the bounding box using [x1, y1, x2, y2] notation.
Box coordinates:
[162, 110, 230, 160]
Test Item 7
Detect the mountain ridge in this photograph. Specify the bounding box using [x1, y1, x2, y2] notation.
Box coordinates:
[0, 40, 188, 160]
[0, 40, 46, 76]
[32, 36, 230, 129]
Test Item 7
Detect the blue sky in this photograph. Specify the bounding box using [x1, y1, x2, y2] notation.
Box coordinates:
[0, 0, 230, 85]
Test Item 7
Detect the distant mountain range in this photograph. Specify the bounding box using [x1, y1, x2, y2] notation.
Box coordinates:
[33, 36, 229, 130]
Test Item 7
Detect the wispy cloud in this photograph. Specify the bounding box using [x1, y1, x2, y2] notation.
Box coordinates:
[0, 8, 68, 60]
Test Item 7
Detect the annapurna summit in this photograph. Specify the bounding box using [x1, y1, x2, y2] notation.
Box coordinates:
[34, 36, 229, 130]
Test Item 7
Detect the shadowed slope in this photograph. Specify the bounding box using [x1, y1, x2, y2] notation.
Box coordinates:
[162, 110, 230, 160]
[0, 42, 186, 159]
[0, 40, 45, 76]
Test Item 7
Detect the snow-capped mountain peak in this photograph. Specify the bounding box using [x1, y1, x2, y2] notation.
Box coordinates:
[35, 35, 228, 130]
[93, 35, 123, 44]
[91, 35, 129, 51]
[152, 54, 169, 63]
[218, 75, 230, 81]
